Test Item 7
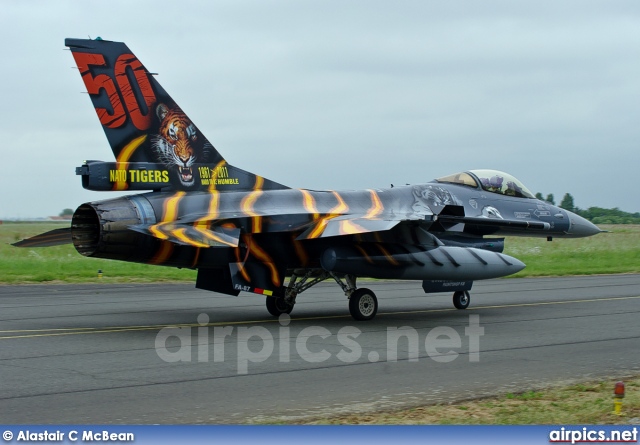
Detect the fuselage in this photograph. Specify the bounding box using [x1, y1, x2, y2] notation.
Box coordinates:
[71, 177, 598, 274]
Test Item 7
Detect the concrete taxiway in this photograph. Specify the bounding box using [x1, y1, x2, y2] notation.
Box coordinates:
[0, 275, 639, 423]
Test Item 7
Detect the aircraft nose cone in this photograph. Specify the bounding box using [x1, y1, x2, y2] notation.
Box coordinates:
[566, 212, 602, 238]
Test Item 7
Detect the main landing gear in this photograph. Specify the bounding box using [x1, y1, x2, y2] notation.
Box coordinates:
[265, 295, 294, 316]
[348, 288, 378, 321]
[264, 270, 379, 321]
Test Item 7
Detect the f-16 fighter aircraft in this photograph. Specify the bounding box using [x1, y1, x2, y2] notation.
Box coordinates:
[15, 38, 602, 320]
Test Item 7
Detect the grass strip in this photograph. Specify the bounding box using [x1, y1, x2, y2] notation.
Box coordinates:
[293, 376, 640, 425]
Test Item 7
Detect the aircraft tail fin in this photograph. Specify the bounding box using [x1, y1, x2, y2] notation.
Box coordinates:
[65, 37, 288, 192]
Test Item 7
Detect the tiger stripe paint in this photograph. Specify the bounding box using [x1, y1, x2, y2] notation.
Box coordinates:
[150, 241, 174, 266]
[251, 217, 263, 234]
[365, 189, 384, 219]
[208, 160, 227, 193]
[150, 191, 186, 264]
[300, 189, 319, 220]
[148, 225, 169, 240]
[377, 244, 400, 266]
[330, 191, 349, 214]
[193, 172, 224, 262]
[355, 245, 374, 264]
[172, 228, 210, 248]
[196, 189, 220, 232]
[222, 222, 239, 230]
[306, 191, 351, 239]
[190, 247, 201, 268]
[246, 237, 281, 288]
[307, 218, 331, 239]
[239, 177, 266, 234]
[192, 226, 238, 247]
[236, 235, 251, 282]
[252, 176, 266, 233]
[112, 134, 147, 191]
[338, 219, 368, 235]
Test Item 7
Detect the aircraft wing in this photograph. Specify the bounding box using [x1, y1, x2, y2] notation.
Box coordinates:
[130, 217, 403, 247]
[134, 207, 431, 247]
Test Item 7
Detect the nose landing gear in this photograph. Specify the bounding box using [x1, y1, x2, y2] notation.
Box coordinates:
[453, 290, 470, 309]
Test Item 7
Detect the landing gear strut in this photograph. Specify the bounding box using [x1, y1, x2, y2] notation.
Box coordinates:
[453, 290, 470, 309]
[264, 270, 327, 318]
[328, 272, 378, 321]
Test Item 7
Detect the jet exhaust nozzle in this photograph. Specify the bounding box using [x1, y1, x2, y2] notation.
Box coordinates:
[71, 195, 157, 261]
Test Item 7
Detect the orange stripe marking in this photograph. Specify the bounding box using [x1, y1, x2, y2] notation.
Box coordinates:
[247, 238, 280, 287]
[339, 219, 367, 235]
[207, 160, 228, 193]
[172, 228, 209, 248]
[307, 191, 350, 239]
[113, 134, 147, 191]
[355, 245, 374, 264]
[365, 190, 384, 219]
[150, 192, 186, 264]
[377, 244, 400, 266]
[301, 189, 319, 219]
[240, 176, 265, 233]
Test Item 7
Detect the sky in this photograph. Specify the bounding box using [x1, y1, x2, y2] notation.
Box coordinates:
[2, 0, 640, 218]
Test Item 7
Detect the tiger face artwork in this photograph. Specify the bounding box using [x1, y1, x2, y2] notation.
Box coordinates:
[151, 103, 212, 187]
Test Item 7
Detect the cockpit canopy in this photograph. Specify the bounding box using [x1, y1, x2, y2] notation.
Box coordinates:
[436, 169, 536, 199]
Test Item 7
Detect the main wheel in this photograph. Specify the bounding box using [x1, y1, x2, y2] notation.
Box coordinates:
[453, 291, 470, 309]
[266, 296, 294, 316]
[349, 288, 378, 321]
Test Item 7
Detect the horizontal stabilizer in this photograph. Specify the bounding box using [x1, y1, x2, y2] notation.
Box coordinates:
[12, 227, 72, 248]
[129, 224, 240, 248]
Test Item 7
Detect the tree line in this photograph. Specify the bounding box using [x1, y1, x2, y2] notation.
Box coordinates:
[535, 193, 640, 224]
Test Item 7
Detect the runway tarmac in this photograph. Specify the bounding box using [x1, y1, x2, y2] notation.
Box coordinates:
[1, 275, 639, 424]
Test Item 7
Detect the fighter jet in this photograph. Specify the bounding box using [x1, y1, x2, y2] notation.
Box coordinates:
[14, 38, 602, 320]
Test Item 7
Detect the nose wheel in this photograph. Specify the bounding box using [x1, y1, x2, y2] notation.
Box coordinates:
[453, 291, 470, 309]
